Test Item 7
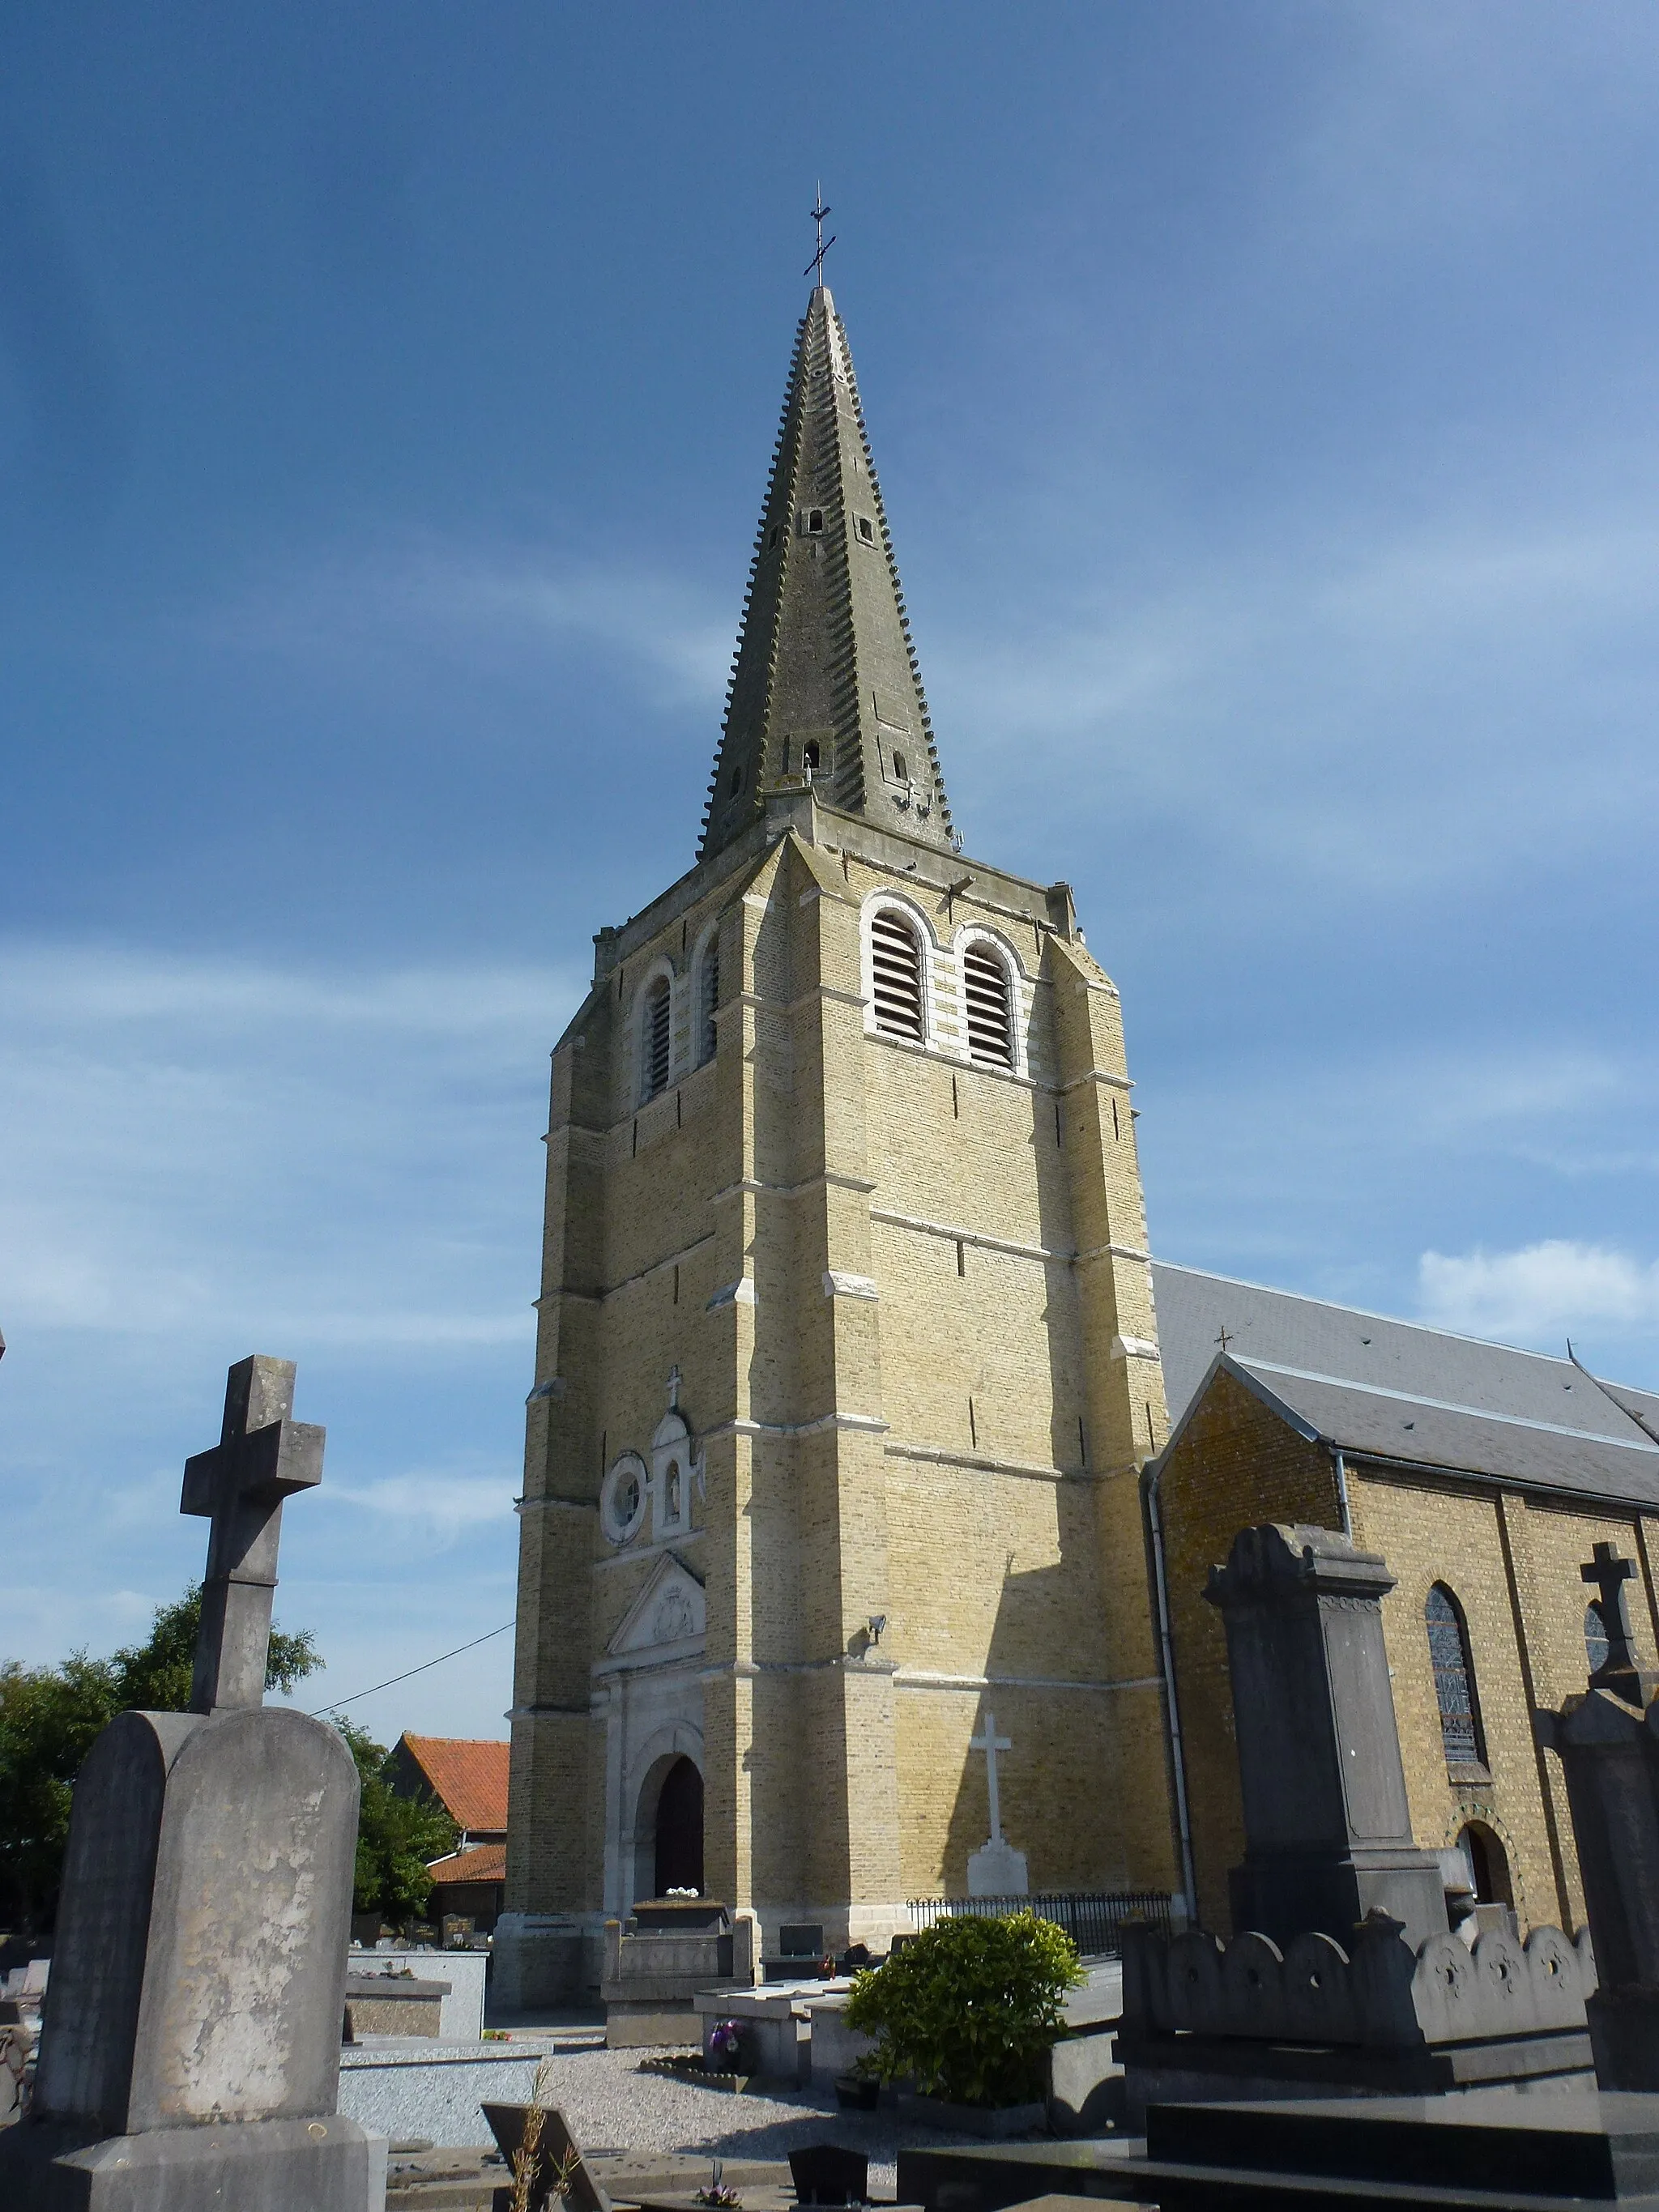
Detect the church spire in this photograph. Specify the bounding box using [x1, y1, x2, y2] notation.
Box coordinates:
[699, 285, 955, 861]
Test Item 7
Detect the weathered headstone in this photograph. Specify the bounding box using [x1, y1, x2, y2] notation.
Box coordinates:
[966, 1709, 1028, 1897]
[1205, 1524, 1449, 1950]
[0, 1356, 377, 2210]
[1540, 1542, 1659, 2091]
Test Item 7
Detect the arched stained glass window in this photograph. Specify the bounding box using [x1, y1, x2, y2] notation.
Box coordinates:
[1426, 1583, 1484, 1769]
[1585, 1600, 1610, 1676]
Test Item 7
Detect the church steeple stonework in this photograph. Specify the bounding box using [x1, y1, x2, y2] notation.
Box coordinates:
[701, 287, 954, 860]
[496, 274, 1175, 2012]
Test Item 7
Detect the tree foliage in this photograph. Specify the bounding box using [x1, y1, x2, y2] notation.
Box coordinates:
[844, 1911, 1084, 2108]
[337, 1722, 458, 1925]
[0, 1585, 321, 1934]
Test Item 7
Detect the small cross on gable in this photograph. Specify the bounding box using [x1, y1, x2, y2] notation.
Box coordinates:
[181, 1355, 324, 1715]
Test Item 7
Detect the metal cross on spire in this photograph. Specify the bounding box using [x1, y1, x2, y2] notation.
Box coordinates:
[804, 187, 836, 287]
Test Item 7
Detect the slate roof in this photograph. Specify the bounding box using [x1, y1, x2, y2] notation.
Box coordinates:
[427, 1841, 506, 1886]
[1152, 1259, 1659, 1509]
[700, 285, 954, 862]
[395, 1736, 510, 1837]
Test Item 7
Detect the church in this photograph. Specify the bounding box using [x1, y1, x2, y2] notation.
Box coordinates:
[493, 279, 1659, 2007]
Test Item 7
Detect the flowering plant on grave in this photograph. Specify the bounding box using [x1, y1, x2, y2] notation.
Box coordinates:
[695, 2159, 742, 2206]
[706, 2018, 747, 2070]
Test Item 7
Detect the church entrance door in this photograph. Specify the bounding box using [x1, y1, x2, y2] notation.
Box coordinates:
[653, 1755, 704, 1896]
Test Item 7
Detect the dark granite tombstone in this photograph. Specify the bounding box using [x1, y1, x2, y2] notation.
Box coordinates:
[1540, 1543, 1659, 2091]
[1205, 1524, 1448, 1950]
[790, 2142, 869, 2206]
[0, 1357, 374, 2210]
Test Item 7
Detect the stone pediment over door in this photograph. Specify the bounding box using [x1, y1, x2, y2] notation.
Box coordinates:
[603, 1553, 706, 1669]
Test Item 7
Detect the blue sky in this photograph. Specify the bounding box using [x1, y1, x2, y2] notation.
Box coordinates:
[4, 4, 1658, 1738]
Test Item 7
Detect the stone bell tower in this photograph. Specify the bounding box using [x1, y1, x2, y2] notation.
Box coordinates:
[494, 281, 1176, 2008]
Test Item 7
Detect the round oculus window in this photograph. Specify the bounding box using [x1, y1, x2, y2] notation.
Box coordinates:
[600, 1452, 648, 1545]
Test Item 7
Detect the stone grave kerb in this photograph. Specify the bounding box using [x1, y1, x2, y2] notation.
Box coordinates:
[1205, 1523, 1449, 1950]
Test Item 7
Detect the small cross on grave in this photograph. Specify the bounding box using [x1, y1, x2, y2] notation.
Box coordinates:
[1581, 1541, 1658, 1707]
[970, 1709, 1013, 1845]
[181, 1355, 325, 1715]
[667, 1364, 682, 1412]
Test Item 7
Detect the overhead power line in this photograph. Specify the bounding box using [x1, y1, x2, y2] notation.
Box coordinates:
[305, 1620, 515, 1718]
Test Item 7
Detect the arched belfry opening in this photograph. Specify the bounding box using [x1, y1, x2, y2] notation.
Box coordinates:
[652, 1756, 705, 1897]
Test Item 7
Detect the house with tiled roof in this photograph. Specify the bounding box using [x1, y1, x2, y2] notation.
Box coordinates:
[387, 1735, 511, 1935]
[386, 1735, 509, 1845]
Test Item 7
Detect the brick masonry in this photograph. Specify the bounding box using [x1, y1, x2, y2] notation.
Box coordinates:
[1158, 1370, 1659, 1939]
[499, 794, 1178, 2001]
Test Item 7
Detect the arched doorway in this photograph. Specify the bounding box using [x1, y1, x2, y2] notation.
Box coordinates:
[652, 1755, 704, 1896]
[1457, 1820, 1513, 1908]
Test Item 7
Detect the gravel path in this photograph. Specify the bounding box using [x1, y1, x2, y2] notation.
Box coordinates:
[339, 2043, 1002, 2186]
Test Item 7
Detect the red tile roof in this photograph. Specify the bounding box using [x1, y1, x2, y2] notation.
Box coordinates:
[398, 1736, 510, 1835]
[428, 1842, 506, 1885]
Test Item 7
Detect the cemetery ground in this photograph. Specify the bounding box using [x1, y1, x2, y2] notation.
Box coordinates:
[349, 2031, 1004, 2205]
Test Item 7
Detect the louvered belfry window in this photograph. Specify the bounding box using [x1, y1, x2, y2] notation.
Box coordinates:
[1426, 1583, 1483, 1767]
[642, 977, 672, 1100]
[871, 910, 925, 1040]
[698, 944, 719, 1067]
[963, 944, 1014, 1068]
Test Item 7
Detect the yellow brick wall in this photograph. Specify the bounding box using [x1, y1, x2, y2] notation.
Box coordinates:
[1158, 1370, 1659, 1940]
[506, 808, 1179, 1954]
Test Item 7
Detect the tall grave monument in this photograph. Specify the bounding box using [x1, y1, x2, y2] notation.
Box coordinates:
[0, 1356, 377, 2211]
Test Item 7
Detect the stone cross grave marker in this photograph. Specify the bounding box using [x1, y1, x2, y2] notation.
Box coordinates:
[181, 1354, 323, 1712]
[966, 1709, 1028, 1897]
[1581, 1541, 1657, 1706]
[2, 1353, 373, 2212]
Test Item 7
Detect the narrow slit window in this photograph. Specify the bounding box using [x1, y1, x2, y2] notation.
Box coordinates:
[856, 514, 876, 544]
[803, 507, 825, 535]
[803, 739, 821, 774]
[642, 977, 672, 1102]
[1426, 1583, 1484, 1768]
[728, 762, 744, 796]
[891, 748, 909, 782]
[870, 910, 924, 1041]
[698, 942, 719, 1067]
[963, 944, 1015, 1068]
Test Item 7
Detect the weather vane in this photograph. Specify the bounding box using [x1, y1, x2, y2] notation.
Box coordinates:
[804, 185, 836, 286]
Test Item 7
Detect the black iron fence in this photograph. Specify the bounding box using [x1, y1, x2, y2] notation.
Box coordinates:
[903, 1889, 1173, 1957]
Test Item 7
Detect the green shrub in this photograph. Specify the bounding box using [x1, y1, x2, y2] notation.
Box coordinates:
[844, 1911, 1083, 2108]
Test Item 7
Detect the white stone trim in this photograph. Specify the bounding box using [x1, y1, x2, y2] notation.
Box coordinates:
[869, 1206, 1068, 1267]
[884, 1441, 1090, 1484]
[822, 1270, 879, 1301]
[1111, 1334, 1161, 1362]
[706, 1276, 758, 1309]
[893, 1669, 1162, 1694]
[701, 1410, 889, 1441]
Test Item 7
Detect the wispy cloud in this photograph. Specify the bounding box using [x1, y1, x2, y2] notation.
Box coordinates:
[331, 1465, 518, 1545]
[201, 538, 733, 712]
[0, 940, 573, 1349]
[935, 500, 1659, 896]
[1418, 1240, 1659, 1351]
